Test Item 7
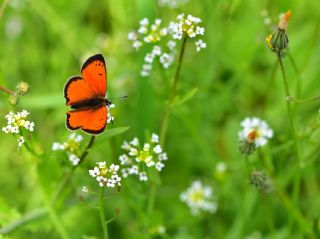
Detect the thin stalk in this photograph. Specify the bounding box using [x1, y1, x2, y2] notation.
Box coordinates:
[289, 95, 320, 104]
[277, 53, 303, 233]
[288, 53, 302, 98]
[147, 181, 157, 214]
[160, 35, 188, 146]
[277, 53, 301, 164]
[0, 85, 14, 95]
[99, 187, 109, 239]
[0, 0, 8, 19]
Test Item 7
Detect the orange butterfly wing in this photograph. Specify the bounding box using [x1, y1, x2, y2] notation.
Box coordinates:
[66, 106, 108, 135]
[81, 54, 107, 97]
[64, 77, 93, 106]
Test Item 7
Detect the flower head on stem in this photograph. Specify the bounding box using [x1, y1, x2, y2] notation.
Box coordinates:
[180, 180, 217, 215]
[118, 133, 168, 182]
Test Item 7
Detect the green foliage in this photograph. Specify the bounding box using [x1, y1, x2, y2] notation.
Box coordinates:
[1, 0, 320, 238]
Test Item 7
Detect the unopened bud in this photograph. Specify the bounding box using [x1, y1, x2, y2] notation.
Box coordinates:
[16, 81, 30, 96]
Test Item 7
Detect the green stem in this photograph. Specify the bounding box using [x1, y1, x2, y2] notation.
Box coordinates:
[288, 53, 302, 98]
[147, 181, 157, 214]
[277, 53, 301, 164]
[99, 187, 109, 239]
[160, 35, 188, 146]
[0, 0, 8, 19]
[277, 53, 303, 233]
[289, 95, 320, 104]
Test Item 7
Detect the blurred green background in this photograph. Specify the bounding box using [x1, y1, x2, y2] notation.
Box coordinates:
[1, 0, 320, 238]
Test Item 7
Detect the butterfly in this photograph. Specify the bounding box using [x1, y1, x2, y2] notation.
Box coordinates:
[64, 54, 112, 135]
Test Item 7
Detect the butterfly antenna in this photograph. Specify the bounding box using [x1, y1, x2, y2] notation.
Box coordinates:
[109, 95, 128, 100]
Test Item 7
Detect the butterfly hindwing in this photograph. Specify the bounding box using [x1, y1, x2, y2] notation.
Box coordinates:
[64, 76, 94, 106]
[66, 106, 108, 135]
[81, 54, 107, 98]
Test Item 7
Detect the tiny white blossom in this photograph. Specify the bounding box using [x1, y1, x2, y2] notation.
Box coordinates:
[139, 172, 148, 181]
[195, 39, 207, 52]
[133, 40, 143, 50]
[89, 162, 122, 189]
[151, 133, 159, 143]
[69, 154, 80, 166]
[144, 53, 155, 63]
[156, 161, 165, 171]
[153, 145, 162, 154]
[160, 53, 174, 68]
[82, 186, 88, 193]
[17, 136, 25, 147]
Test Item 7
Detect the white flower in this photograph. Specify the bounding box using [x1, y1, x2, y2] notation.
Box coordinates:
[238, 117, 273, 147]
[167, 40, 176, 50]
[159, 152, 168, 161]
[151, 133, 159, 143]
[180, 180, 217, 215]
[152, 45, 162, 56]
[69, 154, 80, 166]
[160, 53, 174, 68]
[153, 145, 162, 154]
[52, 133, 83, 153]
[196, 26, 205, 35]
[143, 143, 150, 151]
[82, 186, 88, 193]
[97, 161, 106, 168]
[144, 53, 155, 63]
[128, 31, 137, 41]
[140, 18, 149, 26]
[195, 39, 207, 52]
[121, 141, 131, 150]
[119, 154, 129, 165]
[139, 172, 148, 181]
[130, 137, 139, 146]
[52, 142, 64, 150]
[17, 136, 25, 147]
[133, 40, 142, 50]
[89, 167, 100, 177]
[155, 161, 165, 171]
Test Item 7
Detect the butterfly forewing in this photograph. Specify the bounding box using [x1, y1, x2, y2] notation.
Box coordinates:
[81, 54, 107, 98]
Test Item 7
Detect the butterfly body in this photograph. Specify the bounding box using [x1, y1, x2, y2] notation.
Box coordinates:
[64, 54, 111, 135]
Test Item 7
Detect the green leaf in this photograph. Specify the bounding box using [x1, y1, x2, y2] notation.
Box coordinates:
[95, 126, 130, 145]
[171, 88, 198, 107]
[20, 94, 63, 109]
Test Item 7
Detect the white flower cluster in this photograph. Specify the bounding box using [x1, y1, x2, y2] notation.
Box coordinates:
[180, 180, 217, 215]
[128, 14, 206, 76]
[158, 0, 188, 9]
[119, 133, 168, 182]
[2, 110, 35, 147]
[89, 162, 121, 188]
[238, 117, 273, 147]
[52, 133, 83, 166]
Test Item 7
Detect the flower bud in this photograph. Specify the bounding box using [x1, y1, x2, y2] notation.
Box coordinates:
[266, 30, 289, 53]
[16, 81, 30, 96]
[249, 170, 273, 194]
[8, 94, 19, 106]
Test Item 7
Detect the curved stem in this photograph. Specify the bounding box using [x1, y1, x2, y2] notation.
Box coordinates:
[99, 187, 109, 239]
[0, 85, 14, 95]
[160, 35, 187, 146]
[289, 95, 320, 104]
